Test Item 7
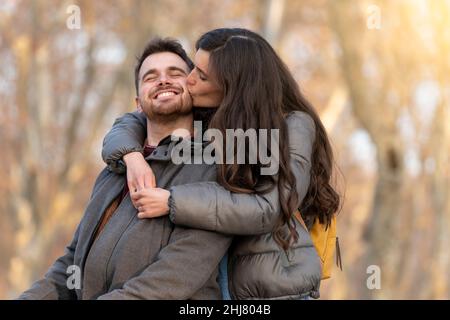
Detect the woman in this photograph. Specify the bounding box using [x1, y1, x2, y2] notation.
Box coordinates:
[102, 28, 340, 299]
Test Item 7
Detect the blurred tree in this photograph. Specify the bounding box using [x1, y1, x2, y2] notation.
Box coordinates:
[0, 0, 448, 299]
[1, 0, 160, 295]
[327, 0, 450, 299]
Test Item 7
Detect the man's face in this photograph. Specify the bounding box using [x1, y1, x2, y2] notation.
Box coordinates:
[136, 52, 192, 120]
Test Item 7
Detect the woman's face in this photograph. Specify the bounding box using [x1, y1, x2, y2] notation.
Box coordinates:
[186, 49, 223, 108]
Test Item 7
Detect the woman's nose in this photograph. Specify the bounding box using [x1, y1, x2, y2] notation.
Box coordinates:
[186, 71, 196, 86]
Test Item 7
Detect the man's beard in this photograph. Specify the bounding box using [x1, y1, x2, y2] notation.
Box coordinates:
[140, 90, 192, 123]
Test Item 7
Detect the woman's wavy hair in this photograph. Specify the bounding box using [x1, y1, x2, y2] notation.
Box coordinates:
[196, 28, 340, 250]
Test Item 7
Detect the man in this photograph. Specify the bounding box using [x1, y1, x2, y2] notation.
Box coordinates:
[19, 38, 232, 300]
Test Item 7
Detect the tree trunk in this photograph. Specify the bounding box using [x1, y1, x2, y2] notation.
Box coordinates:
[327, 0, 406, 298]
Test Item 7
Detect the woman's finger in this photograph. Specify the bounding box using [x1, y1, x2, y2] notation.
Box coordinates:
[135, 200, 144, 208]
[128, 180, 136, 194]
[138, 209, 154, 219]
[151, 174, 156, 188]
[131, 191, 146, 203]
[136, 176, 146, 191]
[144, 173, 156, 189]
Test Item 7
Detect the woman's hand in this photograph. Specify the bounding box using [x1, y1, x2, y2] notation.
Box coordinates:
[131, 188, 171, 219]
[123, 151, 156, 194]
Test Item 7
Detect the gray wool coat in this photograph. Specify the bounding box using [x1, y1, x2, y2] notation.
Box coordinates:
[19, 135, 233, 300]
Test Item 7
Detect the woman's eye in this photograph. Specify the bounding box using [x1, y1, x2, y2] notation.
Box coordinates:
[199, 74, 207, 81]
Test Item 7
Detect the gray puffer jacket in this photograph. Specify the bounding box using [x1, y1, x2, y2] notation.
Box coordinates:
[102, 110, 322, 299]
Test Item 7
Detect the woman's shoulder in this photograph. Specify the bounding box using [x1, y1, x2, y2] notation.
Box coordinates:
[285, 110, 316, 132]
[284, 111, 316, 150]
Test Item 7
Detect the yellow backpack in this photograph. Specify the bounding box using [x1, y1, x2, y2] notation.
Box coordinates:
[294, 210, 342, 280]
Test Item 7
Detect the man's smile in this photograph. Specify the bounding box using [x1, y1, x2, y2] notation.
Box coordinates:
[152, 89, 181, 100]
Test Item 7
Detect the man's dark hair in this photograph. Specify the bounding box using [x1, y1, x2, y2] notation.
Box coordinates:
[134, 37, 194, 95]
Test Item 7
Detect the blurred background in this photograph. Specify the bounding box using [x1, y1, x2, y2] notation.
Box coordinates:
[0, 0, 449, 299]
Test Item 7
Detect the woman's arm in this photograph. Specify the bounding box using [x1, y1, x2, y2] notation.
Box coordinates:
[102, 111, 156, 192]
[168, 111, 315, 235]
[102, 110, 315, 235]
[102, 111, 147, 174]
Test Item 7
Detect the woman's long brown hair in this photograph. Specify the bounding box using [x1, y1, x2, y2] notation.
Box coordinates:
[196, 28, 340, 250]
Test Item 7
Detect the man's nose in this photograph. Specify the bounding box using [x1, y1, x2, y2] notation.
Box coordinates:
[158, 73, 172, 85]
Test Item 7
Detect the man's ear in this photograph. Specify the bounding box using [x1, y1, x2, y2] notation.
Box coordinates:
[135, 96, 143, 112]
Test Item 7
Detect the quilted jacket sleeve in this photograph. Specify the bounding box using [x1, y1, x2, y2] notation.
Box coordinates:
[102, 111, 147, 174]
[169, 111, 316, 235]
